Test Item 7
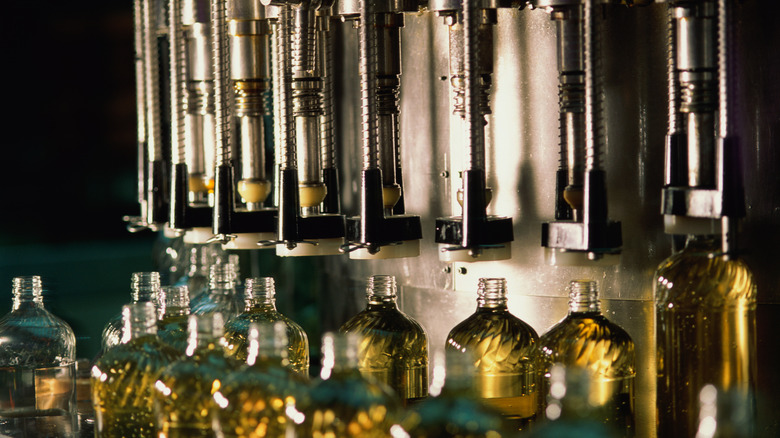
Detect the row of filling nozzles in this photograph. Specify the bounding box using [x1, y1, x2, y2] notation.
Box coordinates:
[127, 0, 747, 266]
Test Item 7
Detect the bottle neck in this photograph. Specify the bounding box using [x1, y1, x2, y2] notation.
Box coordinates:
[476, 278, 508, 309]
[365, 275, 398, 308]
[131, 272, 161, 303]
[684, 234, 723, 253]
[209, 265, 237, 295]
[568, 280, 601, 314]
[160, 285, 190, 318]
[320, 332, 359, 379]
[11, 276, 44, 311]
[122, 302, 158, 342]
[244, 277, 276, 310]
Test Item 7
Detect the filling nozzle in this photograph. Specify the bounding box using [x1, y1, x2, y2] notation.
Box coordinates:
[536, 0, 622, 265]
[433, 0, 513, 263]
[126, 0, 170, 233]
[338, 0, 422, 260]
[262, 0, 346, 256]
[661, 0, 744, 248]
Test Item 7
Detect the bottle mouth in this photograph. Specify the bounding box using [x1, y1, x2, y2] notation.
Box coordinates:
[366, 275, 397, 300]
[568, 279, 601, 313]
[477, 277, 507, 307]
[244, 277, 275, 303]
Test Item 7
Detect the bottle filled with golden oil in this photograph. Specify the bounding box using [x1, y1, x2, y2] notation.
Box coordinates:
[212, 321, 309, 437]
[401, 350, 512, 437]
[302, 332, 401, 437]
[100, 272, 161, 353]
[445, 277, 541, 430]
[340, 275, 429, 405]
[223, 277, 309, 376]
[156, 285, 191, 354]
[153, 313, 238, 438]
[90, 302, 179, 438]
[655, 234, 757, 437]
[539, 280, 635, 436]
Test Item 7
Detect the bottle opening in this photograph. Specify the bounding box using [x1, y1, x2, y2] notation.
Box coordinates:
[367, 275, 397, 301]
[568, 279, 601, 313]
[477, 277, 508, 307]
[244, 277, 275, 303]
[12, 276, 44, 305]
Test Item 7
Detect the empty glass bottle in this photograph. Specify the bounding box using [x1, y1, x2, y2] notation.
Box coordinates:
[190, 264, 242, 322]
[212, 321, 309, 437]
[401, 350, 511, 437]
[223, 277, 309, 376]
[0, 276, 77, 438]
[188, 252, 238, 312]
[178, 244, 224, 305]
[655, 234, 757, 437]
[527, 365, 619, 438]
[302, 332, 401, 437]
[100, 272, 161, 352]
[539, 280, 635, 436]
[157, 285, 191, 354]
[445, 277, 541, 430]
[154, 313, 238, 437]
[91, 302, 178, 438]
[340, 275, 429, 405]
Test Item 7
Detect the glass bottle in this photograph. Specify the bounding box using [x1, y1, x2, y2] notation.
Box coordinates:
[154, 313, 238, 437]
[0, 276, 77, 438]
[157, 285, 190, 354]
[100, 272, 161, 352]
[401, 350, 511, 437]
[223, 277, 309, 376]
[340, 275, 429, 405]
[539, 280, 635, 436]
[212, 321, 309, 437]
[178, 244, 224, 303]
[91, 302, 178, 438]
[445, 278, 541, 430]
[188, 251, 237, 311]
[190, 264, 242, 321]
[527, 365, 619, 438]
[302, 332, 401, 437]
[655, 234, 757, 437]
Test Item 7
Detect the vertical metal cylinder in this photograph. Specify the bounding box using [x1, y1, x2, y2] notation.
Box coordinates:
[462, 0, 484, 172]
[583, 0, 603, 174]
[212, 0, 231, 166]
[277, 5, 296, 171]
[359, 0, 379, 170]
[134, 0, 148, 210]
[170, 0, 187, 166]
[319, 11, 336, 170]
[143, 0, 163, 163]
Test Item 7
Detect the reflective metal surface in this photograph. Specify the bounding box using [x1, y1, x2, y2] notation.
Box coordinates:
[318, 3, 780, 437]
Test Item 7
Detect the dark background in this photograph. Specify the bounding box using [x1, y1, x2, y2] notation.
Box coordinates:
[0, 2, 157, 359]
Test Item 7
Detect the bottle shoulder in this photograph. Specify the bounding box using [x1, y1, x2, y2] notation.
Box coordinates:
[540, 314, 635, 378]
[0, 308, 76, 366]
[447, 308, 539, 347]
[94, 337, 179, 378]
[340, 307, 427, 338]
[654, 250, 757, 308]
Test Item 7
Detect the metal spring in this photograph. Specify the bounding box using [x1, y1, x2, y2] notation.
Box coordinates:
[292, 85, 322, 117]
[320, 14, 336, 169]
[278, 5, 296, 170]
[666, 4, 681, 135]
[583, 0, 604, 172]
[134, 0, 147, 146]
[717, 0, 730, 138]
[463, 0, 484, 171]
[170, 0, 187, 165]
[211, 0, 231, 166]
[233, 82, 270, 118]
[360, 0, 379, 170]
[143, 0, 163, 162]
[292, 7, 317, 77]
[187, 81, 215, 115]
